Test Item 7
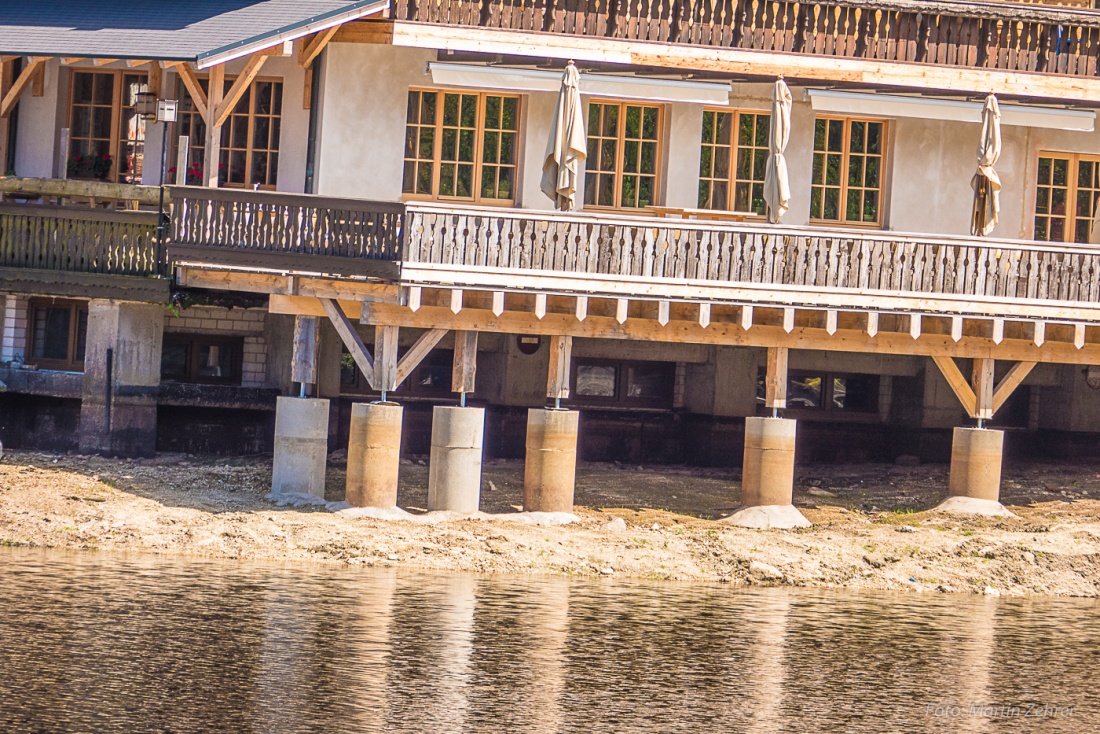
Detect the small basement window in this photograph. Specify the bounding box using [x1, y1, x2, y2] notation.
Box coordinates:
[161, 334, 244, 385]
[27, 299, 88, 371]
[341, 346, 456, 397]
[571, 359, 675, 409]
[757, 370, 879, 413]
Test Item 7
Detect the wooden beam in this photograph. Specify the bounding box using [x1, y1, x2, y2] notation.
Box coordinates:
[212, 54, 266, 128]
[491, 290, 504, 316]
[452, 330, 478, 393]
[332, 20, 394, 44]
[204, 64, 224, 187]
[972, 357, 995, 421]
[389, 21, 1100, 102]
[127, 60, 151, 68]
[147, 62, 162, 99]
[992, 361, 1037, 414]
[319, 297, 376, 390]
[393, 328, 448, 389]
[94, 58, 119, 66]
[575, 296, 588, 322]
[698, 302, 711, 329]
[291, 315, 321, 388]
[299, 25, 341, 68]
[31, 62, 45, 97]
[765, 346, 788, 411]
[931, 356, 977, 418]
[547, 334, 572, 401]
[0, 60, 12, 168]
[61, 58, 84, 65]
[1, 57, 45, 118]
[374, 325, 398, 393]
[177, 63, 208, 121]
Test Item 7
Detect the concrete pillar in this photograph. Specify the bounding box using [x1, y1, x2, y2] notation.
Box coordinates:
[934, 427, 1012, 516]
[272, 396, 330, 498]
[78, 299, 164, 457]
[523, 408, 579, 513]
[722, 416, 811, 529]
[346, 402, 403, 508]
[427, 406, 484, 513]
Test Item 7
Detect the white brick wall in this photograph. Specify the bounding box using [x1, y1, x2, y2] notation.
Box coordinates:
[165, 306, 269, 388]
[1, 295, 28, 365]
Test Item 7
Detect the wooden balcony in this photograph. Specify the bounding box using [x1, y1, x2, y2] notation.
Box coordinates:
[384, 0, 1100, 94]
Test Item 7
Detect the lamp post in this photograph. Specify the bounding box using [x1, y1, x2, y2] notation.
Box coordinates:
[135, 93, 177, 275]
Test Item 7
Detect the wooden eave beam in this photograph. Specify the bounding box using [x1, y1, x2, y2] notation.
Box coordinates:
[212, 54, 267, 128]
[320, 297, 377, 390]
[177, 63, 208, 121]
[388, 22, 1100, 102]
[1, 57, 46, 118]
[299, 25, 341, 68]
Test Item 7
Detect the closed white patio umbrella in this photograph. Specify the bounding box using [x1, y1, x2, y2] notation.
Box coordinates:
[762, 78, 792, 224]
[971, 94, 1002, 237]
[541, 61, 587, 211]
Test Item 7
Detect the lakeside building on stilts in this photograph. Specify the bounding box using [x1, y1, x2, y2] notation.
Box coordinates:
[5, 0, 1100, 524]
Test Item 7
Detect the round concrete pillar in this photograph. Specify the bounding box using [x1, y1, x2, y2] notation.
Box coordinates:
[523, 409, 579, 513]
[346, 402, 403, 508]
[272, 396, 330, 498]
[723, 416, 810, 529]
[935, 427, 1012, 516]
[427, 406, 485, 513]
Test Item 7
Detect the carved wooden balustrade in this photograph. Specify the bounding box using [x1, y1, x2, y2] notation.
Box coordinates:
[392, 0, 1100, 78]
[402, 204, 1100, 313]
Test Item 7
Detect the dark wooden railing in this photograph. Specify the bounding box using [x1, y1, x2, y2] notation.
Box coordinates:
[0, 204, 160, 276]
[393, 0, 1100, 79]
[170, 187, 405, 261]
[404, 204, 1100, 304]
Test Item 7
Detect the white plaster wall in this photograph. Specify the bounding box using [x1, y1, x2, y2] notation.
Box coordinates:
[664, 103, 704, 209]
[13, 59, 63, 178]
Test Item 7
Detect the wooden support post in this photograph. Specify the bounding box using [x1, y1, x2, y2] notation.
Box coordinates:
[992, 361, 1036, 414]
[931, 355, 978, 419]
[972, 357, 995, 422]
[0, 59, 12, 168]
[203, 64, 224, 187]
[212, 55, 267, 129]
[1, 57, 46, 118]
[452, 331, 478, 394]
[393, 328, 448, 389]
[298, 26, 340, 110]
[547, 334, 572, 401]
[177, 64, 208, 121]
[374, 325, 399, 394]
[31, 61, 45, 97]
[175, 136, 189, 184]
[147, 62, 163, 98]
[765, 346, 788, 412]
[292, 315, 321, 391]
[320, 298, 376, 390]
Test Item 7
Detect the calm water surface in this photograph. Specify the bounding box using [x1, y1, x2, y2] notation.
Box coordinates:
[1, 547, 1098, 733]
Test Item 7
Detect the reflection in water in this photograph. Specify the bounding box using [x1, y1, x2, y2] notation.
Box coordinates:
[0, 548, 1097, 733]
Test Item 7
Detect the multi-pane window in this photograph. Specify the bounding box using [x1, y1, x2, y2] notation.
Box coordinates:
[1034, 153, 1100, 243]
[161, 335, 244, 385]
[402, 90, 518, 203]
[756, 371, 880, 413]
[27, 299, 88, 371]
[571, 359, 675, 409]
[175, 77, 282, 188]
[585, 102, 661, 209]
[698, 110, 770, 215]
[67, 70, 147, 183]
[810, 117, 886, 225]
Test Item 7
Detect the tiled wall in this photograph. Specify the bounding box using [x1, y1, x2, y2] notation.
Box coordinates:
[165, 306, 268, 388]
[1, 295, 28, 365]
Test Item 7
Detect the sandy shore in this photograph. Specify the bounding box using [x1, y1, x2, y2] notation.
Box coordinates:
[2, 449, 1100, 596]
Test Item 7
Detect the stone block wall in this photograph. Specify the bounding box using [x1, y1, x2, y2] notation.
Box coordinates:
[165, 306, 269, 388]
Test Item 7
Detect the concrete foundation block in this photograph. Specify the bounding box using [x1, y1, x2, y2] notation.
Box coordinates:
[346, 402, 403, 508]
[272, 396, 330, 498]
[428, 406, 484, 513]
[933, 427, 1011, 515]
[729, 416, 810, 528]
[523, 409, 579, 513]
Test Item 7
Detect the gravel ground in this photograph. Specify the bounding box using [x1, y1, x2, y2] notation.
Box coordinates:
[2, 449, 1100, 596]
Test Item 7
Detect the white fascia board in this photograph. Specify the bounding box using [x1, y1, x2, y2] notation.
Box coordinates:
[807, 89, 1094, 132]
[428, 62, 730, 104]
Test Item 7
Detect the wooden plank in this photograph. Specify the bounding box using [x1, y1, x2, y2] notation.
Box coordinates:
[374, 325, 399, 393]
[212, 55, 267, 128]
[175, 136, 190, 185]
[177, 63, 208, 121]
[931, 355, 977, 418]
[331, 19, 395, 44]
[291, 315, 321, 387]
[147, 62, 163, 98]
[299, 25, 342, 68]
[0, 177, 160, 204]
[765, 346, 788, 410]
[972, 356, 995, 420]
[394, 328, 448, 388]
[204, 63, 224, 187]
[452, 330, 478, 393]
[319, 297, 377, 389]
[1, 57, 45, 118]
[547, 334, 573, 400]
[992, 360, 1036, 414]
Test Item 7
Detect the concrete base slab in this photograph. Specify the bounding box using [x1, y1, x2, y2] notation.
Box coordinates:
[932, 496, 1015, 517]
[721, 504, 812, 529]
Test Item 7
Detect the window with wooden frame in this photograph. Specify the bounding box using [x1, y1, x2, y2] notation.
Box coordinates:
[569, 358, 675, 410]
[585, 101, 661, 210]
[174, 77, 282, 188]
[402, 90, 519, 204]
[27, 299, 88, 371]
[810, 117, 886, 225]
[67, 70, 147, 183]
[698, 109, 770, 215]
[1034, 152, 1100, 243]
[160, 334, 244, 385]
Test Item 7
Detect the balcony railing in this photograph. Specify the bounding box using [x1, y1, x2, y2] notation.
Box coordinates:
[392, 0, 1100, 79]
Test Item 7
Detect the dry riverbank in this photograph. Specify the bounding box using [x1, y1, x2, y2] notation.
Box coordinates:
[2, 449, 1100, 596]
